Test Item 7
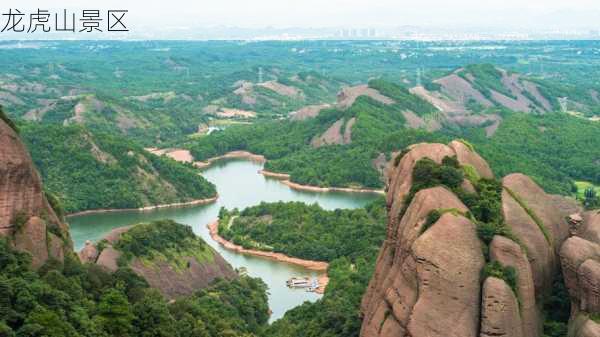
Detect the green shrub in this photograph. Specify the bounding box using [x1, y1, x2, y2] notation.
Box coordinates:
[482, 261, 518, 295]
[421, 210, 442, 235]
[394, 149, 410, 167]
[44, 190, 65, 221]
[462, 164, 480, 183]
[11, 211, 28, 231]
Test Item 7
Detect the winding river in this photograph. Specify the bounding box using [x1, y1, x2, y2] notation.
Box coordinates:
[68, 159, 379, 321]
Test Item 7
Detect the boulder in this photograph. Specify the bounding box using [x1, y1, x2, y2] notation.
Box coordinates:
[361, 187, 469, 337]
[489, 236, 540, 336]
[560, 237, 600, 303]
[578, 319, 600, 337]
[448, 140, 494, 179]
[503, 173, 570, 249]
[407, 214, 484, 337]
[502, 187, 554, 294]
[581, 211, 600, 244]
[480, 277, 523, 337]
[578, 259, 600, 313]
[13, 216, 48, 269]
[96, 246, 121, 272]
[78, 240, 99, 263]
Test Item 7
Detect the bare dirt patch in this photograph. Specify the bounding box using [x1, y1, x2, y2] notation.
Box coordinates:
[311, 119, 345, 147]
[336, 84, 395, 109]
[435, 74, 494, 107]
[289, 104, 331, 120]
[216, 108, 257, 119]
[258, 80, 303, 97]
[410, 86, 465, 113]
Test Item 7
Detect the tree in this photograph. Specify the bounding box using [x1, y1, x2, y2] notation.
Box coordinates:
[94, 289, 134, 337]
[584, 187, 599, 209]
[132, 290, 176, 337]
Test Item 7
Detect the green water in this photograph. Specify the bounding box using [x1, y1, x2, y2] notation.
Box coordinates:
[68, 159, 380, 321]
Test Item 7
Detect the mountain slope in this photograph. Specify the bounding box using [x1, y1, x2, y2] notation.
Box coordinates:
[20, 122, 216, 213]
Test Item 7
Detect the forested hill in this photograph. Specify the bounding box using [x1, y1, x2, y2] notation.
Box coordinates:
[19, 122, 216, 213]
[217, 199, 388, 337]
[187, 77, 600, 195]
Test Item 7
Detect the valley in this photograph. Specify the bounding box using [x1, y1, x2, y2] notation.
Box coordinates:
[1, 39, 600, 337]
[67, 158, 380, 321]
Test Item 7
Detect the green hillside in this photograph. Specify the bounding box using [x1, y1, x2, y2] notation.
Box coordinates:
[20, 123, 216, 213]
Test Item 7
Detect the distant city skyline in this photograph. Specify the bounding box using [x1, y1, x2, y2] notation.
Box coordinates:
[0, 0, 599, 40]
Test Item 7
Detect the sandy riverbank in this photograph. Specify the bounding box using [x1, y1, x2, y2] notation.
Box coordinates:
[148, 147, 385, 195]
[146, 148, 266, 170]
[207, 220, 329, 294]
[259, 170, 385, 195]
[194, 151, 266, 169]
[66, 196, 218, 218]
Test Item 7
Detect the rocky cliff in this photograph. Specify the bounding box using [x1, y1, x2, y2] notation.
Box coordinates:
[360, 140, 593, 337]
[561, 211, 600, 337]
[80, 221, 237, 299]
[0, 117, 72, 268]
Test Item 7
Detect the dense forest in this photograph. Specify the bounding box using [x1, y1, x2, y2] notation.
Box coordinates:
[218, 200, 387, 262]
[19, 122, 216, 213]
[0, 237, 269, 337]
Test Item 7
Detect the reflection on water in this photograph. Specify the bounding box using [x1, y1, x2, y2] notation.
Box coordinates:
[68, 159, 380, 321]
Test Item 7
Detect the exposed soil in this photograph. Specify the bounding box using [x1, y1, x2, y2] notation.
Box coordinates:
[258, 81, 303, 97]
[435, 74, 493, 107]
[336, 84, 395, 109]
[66, 196, 218, 217]
[289, 104, 331, 120]
[146, 148, 194, 163]
[216, 108, 257, 119]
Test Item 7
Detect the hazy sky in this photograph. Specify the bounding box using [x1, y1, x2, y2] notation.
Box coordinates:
[2, 0, 600, 31]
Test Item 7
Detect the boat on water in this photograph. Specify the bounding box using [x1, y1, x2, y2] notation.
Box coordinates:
[287, 277, 319, 292]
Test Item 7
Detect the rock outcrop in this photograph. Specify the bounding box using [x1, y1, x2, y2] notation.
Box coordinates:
[560, 210, 600, 337]
[360, 141, 581, 337]
[480, 277, 523, 337]
[0, 118, 71, 268]
[81, 225, 237, 299]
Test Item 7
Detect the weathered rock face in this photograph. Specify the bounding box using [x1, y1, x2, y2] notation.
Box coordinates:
[489, 235, 540, 336]
[360, 141, 577, 337]
[560, 211, 600, 336]
[0, 118, 71, 268]
[78, 240, 99, 263]
[82, 225, 237, 299]
[130, 252, 236, 299]
[480, 277, 523, 337]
